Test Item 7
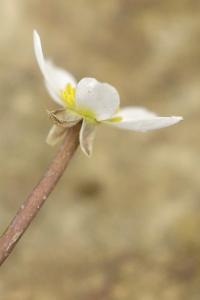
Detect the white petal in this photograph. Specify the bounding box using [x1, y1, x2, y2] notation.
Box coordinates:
[76, 78, 120, 121]
[33, 30, 77, 105]
[46, 125, 67, 146]
[79, 120, 96, 156]
[108, 107, 183, 132]
[33, 30, 45, 74]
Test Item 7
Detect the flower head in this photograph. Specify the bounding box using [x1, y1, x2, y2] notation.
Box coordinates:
[33, 30, 183, 156]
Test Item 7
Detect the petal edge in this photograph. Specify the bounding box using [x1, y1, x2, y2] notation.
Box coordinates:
[108, 107, 183, 132]
[79, 120, 96, 156]
[33, 30, 77, 106]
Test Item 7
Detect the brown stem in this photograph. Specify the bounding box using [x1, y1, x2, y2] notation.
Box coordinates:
[0, 123, 81, 266]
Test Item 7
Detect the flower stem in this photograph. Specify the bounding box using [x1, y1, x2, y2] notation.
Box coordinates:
[0, 123, 81, 266]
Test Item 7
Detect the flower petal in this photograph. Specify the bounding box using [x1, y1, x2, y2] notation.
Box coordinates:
[33, 30, 77, 105]
[46, 125, 67, 146]
[76, 78, 120, 121]
[79, 120, 96, 156]
[47, 109, 81, 128]
[108, 107, 183, 132]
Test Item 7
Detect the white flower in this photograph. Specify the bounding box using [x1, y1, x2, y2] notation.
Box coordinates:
[33, 30, 183, 156]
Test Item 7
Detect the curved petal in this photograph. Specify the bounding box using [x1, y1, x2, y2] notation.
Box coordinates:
[79, 120, 96, 156]
[76, 78, 120, 121]
[108, 107, 183, 132]
[33, 30, 77, 105]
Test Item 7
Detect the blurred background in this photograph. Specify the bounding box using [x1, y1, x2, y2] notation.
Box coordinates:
[0, 0, 199, 299]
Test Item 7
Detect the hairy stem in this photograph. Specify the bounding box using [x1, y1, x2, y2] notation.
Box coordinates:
[0, 123, 81, 266]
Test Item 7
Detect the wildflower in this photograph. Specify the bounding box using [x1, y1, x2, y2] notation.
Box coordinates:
[33, 30, 183, 156]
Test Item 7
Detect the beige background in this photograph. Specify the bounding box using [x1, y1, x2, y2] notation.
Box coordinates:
[0, 0, 199, 299]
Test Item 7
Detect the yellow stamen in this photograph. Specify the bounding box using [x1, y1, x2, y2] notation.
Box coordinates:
[76, 107, 98, 124]
[60, 83, 76, 108]
[108, 116, 122, 123]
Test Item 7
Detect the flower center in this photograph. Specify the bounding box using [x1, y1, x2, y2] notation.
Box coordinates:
[60, 83, 122, 124]
[60, 83, 98, 123]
